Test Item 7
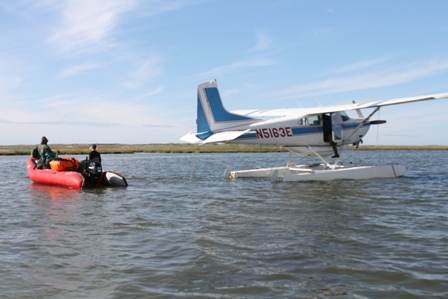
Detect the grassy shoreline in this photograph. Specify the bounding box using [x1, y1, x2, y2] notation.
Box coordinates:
[1, 143, 448, 156]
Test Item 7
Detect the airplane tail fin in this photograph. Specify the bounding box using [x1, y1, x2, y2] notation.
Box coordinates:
[185, 80, 258, 143]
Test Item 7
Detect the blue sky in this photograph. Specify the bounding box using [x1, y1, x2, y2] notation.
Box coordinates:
[1, 0, 448, 146]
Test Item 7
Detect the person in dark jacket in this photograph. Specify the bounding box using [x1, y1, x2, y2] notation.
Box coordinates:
[89, 144, 101, 163]
[38, 136, 59, 168]
[322, 114, 339, 158]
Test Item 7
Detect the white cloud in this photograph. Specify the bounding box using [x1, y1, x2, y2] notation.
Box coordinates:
[140, 87, 163, 98]
[139, 0, 204, 17]
[245, 31, 271, 53]
[48, 0, 138, 54]
[1, 93, 151, 129]
[193, 57, 276, 80]
[59, 62, 101, 78]
[0, 76, 22, 91]
[45, 0, 202, 55]
[272, 58, 448, 100]
[324, 57, 389, 75]
[122, 55, 164, 89]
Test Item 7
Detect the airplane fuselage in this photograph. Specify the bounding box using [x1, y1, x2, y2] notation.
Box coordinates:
[223, 114, 370, 156]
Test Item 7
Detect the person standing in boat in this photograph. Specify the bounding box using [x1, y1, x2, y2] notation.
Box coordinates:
[89, 144, 101, 163]
[38, 136, 59, 168]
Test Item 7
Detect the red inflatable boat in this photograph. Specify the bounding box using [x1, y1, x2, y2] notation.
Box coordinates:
[27, 157, 128, 189]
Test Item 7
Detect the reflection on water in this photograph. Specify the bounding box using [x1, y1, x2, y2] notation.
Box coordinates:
[0, 152, 447, 298]
[29, 183, 82, 202]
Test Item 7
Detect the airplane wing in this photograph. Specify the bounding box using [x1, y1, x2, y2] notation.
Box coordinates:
[232, 92, 448, 118]
[357, 92, 448, 108]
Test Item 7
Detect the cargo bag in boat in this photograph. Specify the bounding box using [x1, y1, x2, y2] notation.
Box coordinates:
[49, 157, 80, 172]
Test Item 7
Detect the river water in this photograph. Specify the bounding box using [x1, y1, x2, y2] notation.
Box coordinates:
[1, 150, 447, 298]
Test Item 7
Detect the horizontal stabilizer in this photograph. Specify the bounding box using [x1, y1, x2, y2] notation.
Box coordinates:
[180, 130, 250, 144]
[202, 130, 250, 144]
[180, 132, 202, 144]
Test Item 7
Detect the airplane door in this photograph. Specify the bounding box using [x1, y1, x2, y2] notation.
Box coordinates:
[331, 112, 343, 143]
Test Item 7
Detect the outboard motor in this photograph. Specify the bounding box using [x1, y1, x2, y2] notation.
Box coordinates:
[86, 161, 103, 186]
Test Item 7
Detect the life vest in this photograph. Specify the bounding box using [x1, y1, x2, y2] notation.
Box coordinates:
[49, 157, 80, 172]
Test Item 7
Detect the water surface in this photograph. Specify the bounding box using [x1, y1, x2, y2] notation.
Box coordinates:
[1, 151, 447, 298]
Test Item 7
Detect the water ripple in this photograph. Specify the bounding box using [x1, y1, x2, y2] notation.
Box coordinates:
[1, 152, 447, 298]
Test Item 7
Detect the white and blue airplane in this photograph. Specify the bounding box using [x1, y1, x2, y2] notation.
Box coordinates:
[181, 80, 448, 181]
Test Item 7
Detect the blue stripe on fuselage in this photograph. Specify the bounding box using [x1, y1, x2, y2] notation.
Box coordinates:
[236, 122, 369, 140]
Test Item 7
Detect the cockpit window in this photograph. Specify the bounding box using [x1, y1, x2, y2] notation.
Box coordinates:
[340, 111, 350, 121]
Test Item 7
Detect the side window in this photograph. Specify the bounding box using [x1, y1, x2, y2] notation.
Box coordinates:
[298, 118, 308, 126]
[308, 115, 321, 126]
[298, 115, 321, 126]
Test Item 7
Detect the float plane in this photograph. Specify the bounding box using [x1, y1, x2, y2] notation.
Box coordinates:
[181, 80, 448, 181]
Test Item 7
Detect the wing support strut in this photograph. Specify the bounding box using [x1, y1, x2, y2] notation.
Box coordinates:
[342, 107, 381, 149]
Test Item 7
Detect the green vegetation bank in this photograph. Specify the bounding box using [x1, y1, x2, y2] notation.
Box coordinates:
[1, 144, 447, 156]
